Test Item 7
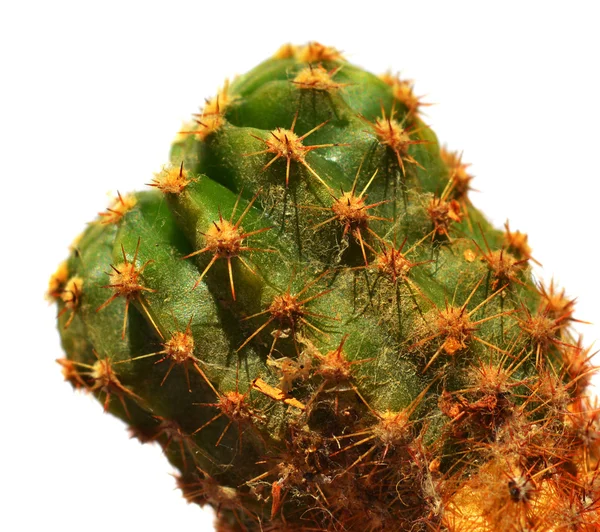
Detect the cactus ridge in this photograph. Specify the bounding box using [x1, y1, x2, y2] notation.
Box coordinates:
[51, 43, 600, 531]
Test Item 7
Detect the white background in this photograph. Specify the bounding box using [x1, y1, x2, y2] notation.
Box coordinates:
[2, 1, 599, 531]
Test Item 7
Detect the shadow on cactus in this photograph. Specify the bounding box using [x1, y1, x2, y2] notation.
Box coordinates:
[50, 42, 600, 531]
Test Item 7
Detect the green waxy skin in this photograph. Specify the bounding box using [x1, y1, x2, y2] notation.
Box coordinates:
[52, 43, 599, 531]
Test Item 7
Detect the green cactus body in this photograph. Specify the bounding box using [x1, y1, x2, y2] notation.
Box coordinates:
[51, 43, 600, 531]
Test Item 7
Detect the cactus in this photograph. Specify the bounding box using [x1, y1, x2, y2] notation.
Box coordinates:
[50, 42, 600, 531]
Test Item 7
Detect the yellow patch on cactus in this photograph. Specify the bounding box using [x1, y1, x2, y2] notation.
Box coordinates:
[296, 41, 344, 63]
[98, 192, 137, 225]
[292, 64, 347, 92]
[47, 260, 69, 300]
[149, 162, 194, 194]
